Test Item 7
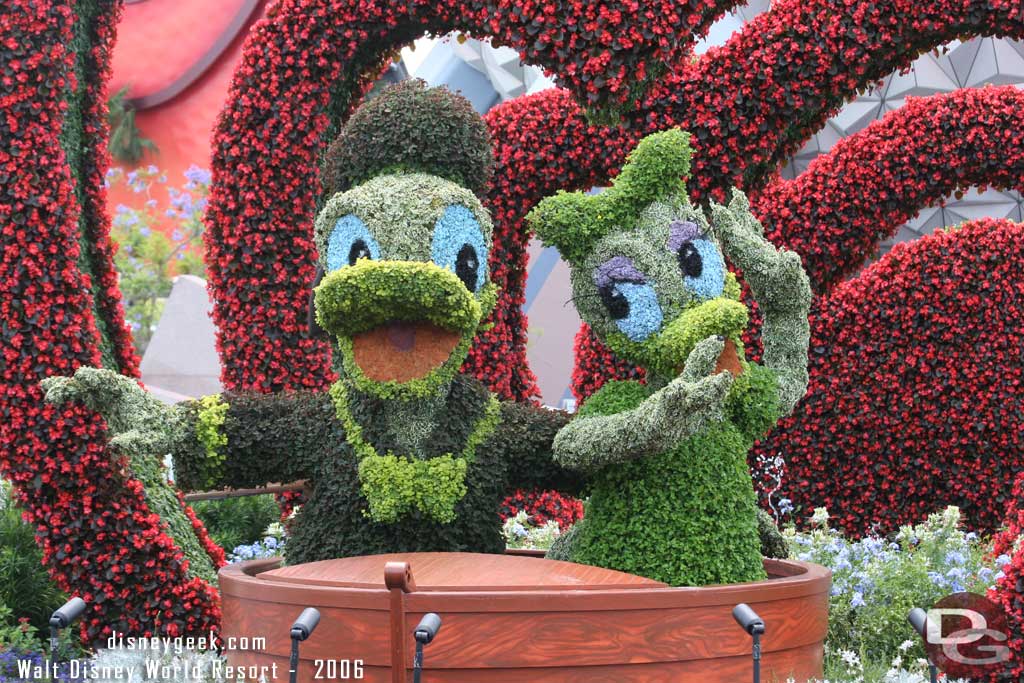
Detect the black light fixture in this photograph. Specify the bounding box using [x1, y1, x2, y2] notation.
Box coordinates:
[732, 602, 765, 683]
[908, 607, 939, 683]
[412, 613, 442, 683]
[289, 607, 321, 683]
[49, 597, 86, 666]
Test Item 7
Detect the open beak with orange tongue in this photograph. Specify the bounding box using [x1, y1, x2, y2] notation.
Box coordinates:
[313, 259, 497, 398]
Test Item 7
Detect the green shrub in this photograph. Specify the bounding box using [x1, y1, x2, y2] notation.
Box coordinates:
[189, 495, 281, 553]
[320, 79, 493, 197]
[0, 481, 69, 637]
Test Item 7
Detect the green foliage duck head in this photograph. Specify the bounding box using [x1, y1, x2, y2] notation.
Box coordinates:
[528, 128, 748, 380]
[311, 80, 498, 401]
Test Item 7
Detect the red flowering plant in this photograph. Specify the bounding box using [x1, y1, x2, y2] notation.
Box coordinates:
[0, 0, 222, 645]
[988, 473, 1024, 683]
[754, 217, 1024, 536]
[499, 489, 584, 531]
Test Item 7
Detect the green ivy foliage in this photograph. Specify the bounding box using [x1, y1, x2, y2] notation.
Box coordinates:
[528, 128, 692, 264]
[316, 261, 490, 339]
[724, 362, 783, 443]
[194, 395, 228, 489]
[569, 380, 766, 585]
[357, 454, 469, 524]
[321, 79, 493, 197]
[171, 376, 581, 564]
[172, 390, 335, 493]
[332, 379, 502, 522]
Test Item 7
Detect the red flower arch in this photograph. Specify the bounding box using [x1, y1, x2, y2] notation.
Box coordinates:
[0, 0, 222, 645]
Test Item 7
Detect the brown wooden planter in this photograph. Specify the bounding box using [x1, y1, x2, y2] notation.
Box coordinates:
[220, 553, 830, 683]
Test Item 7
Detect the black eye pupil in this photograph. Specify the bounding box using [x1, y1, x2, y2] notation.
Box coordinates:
[599, 285, 630, 320]
[455, 244, 479, 291]
[348, 240, 371, 266]
[678, 243, 703, 278]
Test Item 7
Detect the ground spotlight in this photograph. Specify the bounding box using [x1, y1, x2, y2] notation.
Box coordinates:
[907, 608, 938, 683]
[289, 607, 321, 683]
[732, 603, 765, 683]
[413, 613, 443, 683]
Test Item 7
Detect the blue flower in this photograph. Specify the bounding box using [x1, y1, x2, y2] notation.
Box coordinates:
[850, 592, 866, 608]
[928, 571, 948, 588]
[945, 550, 966, 566]
[777, 498, 794, 516]
[184, 165, 212, 186]
[995, 554, 1011, 568]
[946, 566, 966, 582]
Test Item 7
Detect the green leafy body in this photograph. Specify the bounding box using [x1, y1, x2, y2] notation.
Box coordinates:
[569, 377, 778, 585]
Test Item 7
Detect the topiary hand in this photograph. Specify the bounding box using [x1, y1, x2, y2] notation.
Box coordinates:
[712, 189, 809, 311]
[711, 189, 812, 414]
[41, 366, 179, 457]
[552, 336, 733, 471]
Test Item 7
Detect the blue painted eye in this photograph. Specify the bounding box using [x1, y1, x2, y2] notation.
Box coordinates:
[431, 205, 488, 292]
[327, 215, 381, 271]
[599, 282, 664, 342]
[677, 237, 725, 300]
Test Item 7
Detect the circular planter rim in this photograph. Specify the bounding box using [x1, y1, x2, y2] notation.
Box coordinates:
[220, 556, 830, 613]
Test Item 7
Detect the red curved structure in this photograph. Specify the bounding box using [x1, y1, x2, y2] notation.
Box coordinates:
[0, 0, 222, 644]
[753, 86, 1024, 294]
[756, 217, 1024, 536]
[204, 0, 1024, 398]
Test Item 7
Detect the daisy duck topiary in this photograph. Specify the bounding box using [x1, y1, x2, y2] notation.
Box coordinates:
[529, 128, 811, 585]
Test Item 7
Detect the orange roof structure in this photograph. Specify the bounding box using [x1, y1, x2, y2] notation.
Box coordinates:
[107, 0, 268, 200]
